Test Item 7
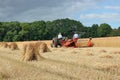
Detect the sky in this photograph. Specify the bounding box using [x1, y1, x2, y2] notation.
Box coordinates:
[0, 0, 120, 28]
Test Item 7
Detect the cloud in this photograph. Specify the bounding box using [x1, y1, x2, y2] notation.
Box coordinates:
[104, 6, 120, 10]
[0, 0, 98, 22]
[0, 0, 67, 20]
[80, 13, 120, 22]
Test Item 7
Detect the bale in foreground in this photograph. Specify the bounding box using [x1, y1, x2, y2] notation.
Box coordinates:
[8, 42, 19, 50]
[21, 41, 50, 61]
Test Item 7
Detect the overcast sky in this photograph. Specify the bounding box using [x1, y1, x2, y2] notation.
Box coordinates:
[0, 0, 120, 28]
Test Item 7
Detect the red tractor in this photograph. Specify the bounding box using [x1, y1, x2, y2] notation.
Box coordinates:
[51, 37, 94, 48]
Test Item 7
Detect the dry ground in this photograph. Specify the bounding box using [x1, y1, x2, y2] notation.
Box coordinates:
[0, 37, 120, 80]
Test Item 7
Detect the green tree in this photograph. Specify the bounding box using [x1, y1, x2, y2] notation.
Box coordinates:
[2, 21, 21, 41]
[97, 23, 112, 37]
[19, 23, 30, 41]
[30, 21, 46, 40]
[110, 27, 120, 36]
[91, 24, 99, 37]
[4, 31, 17, 41]
[45, 21, 54, 39]
[82, 27, 91, 38]
[0, 22, 5, 41]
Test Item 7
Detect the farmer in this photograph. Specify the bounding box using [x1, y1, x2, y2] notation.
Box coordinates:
[87, 37, 94, 47]
[58, 33, 63, 40]
[58, 32, 63, 46]
[73, 32, 79, 42]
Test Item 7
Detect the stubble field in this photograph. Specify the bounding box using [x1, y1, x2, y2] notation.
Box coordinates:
[0, 37, 120, 80]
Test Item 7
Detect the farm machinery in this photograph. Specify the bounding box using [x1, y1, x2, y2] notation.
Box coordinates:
[51, 37, 94, 48]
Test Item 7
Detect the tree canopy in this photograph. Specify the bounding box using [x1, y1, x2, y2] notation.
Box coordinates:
[0, 18, 119, 42]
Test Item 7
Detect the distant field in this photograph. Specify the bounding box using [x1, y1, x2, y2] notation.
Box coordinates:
[16, 36, 120, 47]
[0, 37, 120, 80]
[92, 37, 120, 47]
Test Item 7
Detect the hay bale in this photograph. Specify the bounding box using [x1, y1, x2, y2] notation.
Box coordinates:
[21, 42, 50, 61]
[77, 39, 88, 47]
[2, 42, 8, 48]
[21, 43, 36, 61]
[9, 42, 19, 50]
[35, 41, 51, 53]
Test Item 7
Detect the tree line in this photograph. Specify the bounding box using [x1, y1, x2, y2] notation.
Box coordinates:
[0, 18, 120, 42]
